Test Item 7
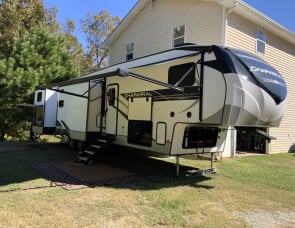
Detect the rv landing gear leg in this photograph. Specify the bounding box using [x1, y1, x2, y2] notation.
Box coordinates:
[186, 153, 217, 177]
[176, 156, 180, 177]
[210, 153, 216, 174]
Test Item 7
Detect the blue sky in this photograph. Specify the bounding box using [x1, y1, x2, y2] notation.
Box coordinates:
[43, 0, 295, 48]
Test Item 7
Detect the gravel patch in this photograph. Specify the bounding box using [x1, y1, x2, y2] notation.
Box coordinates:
[235, 209, 295, 227]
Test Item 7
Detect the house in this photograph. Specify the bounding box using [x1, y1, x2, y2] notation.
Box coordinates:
[103, 0, 295, 156]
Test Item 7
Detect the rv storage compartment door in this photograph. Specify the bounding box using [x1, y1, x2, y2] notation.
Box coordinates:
[128, 120, 152, 147]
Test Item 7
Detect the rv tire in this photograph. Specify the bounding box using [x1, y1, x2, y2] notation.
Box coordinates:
[77, 141, 85, 151]
[68, 139, 77, 150]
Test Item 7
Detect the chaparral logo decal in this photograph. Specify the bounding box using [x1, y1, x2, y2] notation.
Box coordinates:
[250, 66, 281, 79]
[121, 91, 153, 100]
[121, 87, 201, 101]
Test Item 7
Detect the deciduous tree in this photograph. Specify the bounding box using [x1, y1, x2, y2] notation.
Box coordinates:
[0, 0, 47, 58]
[81, 10, 120, 70]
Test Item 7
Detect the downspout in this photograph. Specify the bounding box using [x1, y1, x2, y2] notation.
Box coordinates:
[220, 0, 237, 158]
[221, 0, 237, 46]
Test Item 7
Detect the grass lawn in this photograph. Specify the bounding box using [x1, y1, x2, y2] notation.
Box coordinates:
[0, 142, 294, 227]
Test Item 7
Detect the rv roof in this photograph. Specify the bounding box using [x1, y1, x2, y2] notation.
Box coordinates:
[81, 44, 209, 78]
[42, 44, 210, 88]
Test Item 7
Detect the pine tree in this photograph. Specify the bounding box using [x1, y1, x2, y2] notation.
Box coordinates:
[0, 24, 79, 141]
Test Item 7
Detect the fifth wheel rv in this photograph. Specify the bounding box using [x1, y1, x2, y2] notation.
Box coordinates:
[31, 44, 287, 173]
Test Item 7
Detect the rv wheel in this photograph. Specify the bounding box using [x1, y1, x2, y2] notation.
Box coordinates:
[68, 139, 77, 150]
[77, 141, 85, 151]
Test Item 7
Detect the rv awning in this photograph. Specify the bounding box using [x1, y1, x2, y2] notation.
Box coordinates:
[256, 129, 276, 140]
[16, 103, 34, 108]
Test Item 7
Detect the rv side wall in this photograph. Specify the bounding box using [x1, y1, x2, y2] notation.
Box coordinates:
[57, 83, 89, 141]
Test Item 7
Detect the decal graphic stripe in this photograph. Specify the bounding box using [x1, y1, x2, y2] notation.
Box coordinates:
[121, 86, 200, 102]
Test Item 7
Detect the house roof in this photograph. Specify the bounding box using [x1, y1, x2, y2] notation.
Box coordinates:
[103, 0, 295, 48]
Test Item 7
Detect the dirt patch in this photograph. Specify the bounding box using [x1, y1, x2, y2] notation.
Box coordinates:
[235, 209, 295, 227]
[56, 161, 133, 181]
[55, 161, 136, 186]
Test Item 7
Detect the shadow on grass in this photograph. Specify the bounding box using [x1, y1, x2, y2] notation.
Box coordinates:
[0, 143, 215, 191]
[0, 143, 75, 187]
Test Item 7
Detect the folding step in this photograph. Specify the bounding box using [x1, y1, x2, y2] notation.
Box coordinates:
[89, 144, 102, 149]
[97, 139, 107, 144]
[84, 150, 96, 156]
[77, 140, 107, 165]
[77, 154, 92, 162]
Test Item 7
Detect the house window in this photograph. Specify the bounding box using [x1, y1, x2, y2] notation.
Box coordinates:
[151, 0, 157, 10]
[126, 42, 134, 61]
[173, 25, 185, 47]
[256, 30, 266, 54]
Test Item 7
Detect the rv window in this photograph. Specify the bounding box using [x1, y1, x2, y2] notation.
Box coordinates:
[59, 100, 64, 108]
[228, 48, 287, 104]
[168, 62, 195, 86]
[37, 92, 43, 102]
[182, 127, 218, 149]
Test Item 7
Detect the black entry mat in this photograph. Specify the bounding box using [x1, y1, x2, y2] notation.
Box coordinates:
[32, 161, 141, 190]
[32, 162, 87, 190]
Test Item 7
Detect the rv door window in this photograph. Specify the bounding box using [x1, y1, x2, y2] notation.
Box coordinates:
[107, 88, 116, 106]
[168, 62, 195, 86]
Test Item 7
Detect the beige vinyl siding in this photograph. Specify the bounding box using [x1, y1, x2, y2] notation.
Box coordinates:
[109, 0, 223, 64]
[227, 13, 295, 153]
[267, 37, 295, 153]
[226, 13, 257, 52]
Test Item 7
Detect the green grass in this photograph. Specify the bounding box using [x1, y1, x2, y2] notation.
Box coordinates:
[219, 154, 295, 191]
[0, 143, 294, 227]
